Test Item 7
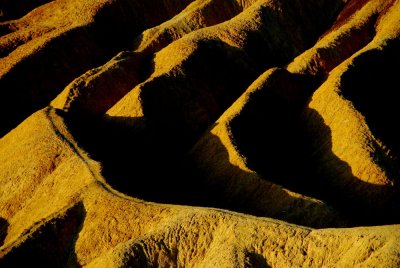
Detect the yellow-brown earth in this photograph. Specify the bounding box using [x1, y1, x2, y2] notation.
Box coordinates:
[1, 0, 400, 266]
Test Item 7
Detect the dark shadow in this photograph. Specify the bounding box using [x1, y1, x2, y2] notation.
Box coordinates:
[56, 51, 153, 117]
[54, 47, 400, 227]
[245, 252, 271, 268]
[66, 203, 87, 267]
[63, 111, 213, 207]
[0, 0, 345, 138]
[301, 108, 399, 226]
[340, 38, 400, 172]
[228, 69, 399, 226]
[0, 0, 193, 138]
[0, 202, 86, 267]
[0, 0, 53, 22]
[0, 26, 121, 138]
[61, 109, 344, 228]
[0, 31, 151, 138]
[53, 34, 307, 222]
[122, 243, 152, 267]
[131, 0, 245, 54]
[323, 0, 371, 35]
[229, 69, 319, 193]
[0, 217, 9, 247]
[138, 38, 260, 148]
[0, 22, 13, 37]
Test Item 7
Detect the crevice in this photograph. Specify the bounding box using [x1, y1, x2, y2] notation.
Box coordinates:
[0, 202, 86, 267]
[0, 217, 9, 247]
[318, 13, 377, 74]
[0, 0, 196, 137]
[340, 38, 400, 178]
[132, 0, 258, 55]
[228, 68, 399, 226]
[0, 22, 14, 37]
[323, 0, 371, 36]
[244, 251, 271, 268]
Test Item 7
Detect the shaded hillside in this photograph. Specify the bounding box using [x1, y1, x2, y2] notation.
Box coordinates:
[1, 0, 400, 266]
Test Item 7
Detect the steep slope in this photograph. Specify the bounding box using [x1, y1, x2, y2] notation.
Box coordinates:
[189, 68, 343, 227]
[0, 0, 195, 136]
[1, 0, 400, 266]
[289, 0, 400, 224]
[0, 108, 398, 267]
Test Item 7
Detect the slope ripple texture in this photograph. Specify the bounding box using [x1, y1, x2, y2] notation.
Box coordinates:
[1, 0, 400, 266]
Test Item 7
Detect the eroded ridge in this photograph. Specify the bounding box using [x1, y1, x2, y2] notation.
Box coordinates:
[1, 0, 400, 266]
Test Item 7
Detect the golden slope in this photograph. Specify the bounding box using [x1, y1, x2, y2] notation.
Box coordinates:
[0, 0, 195, 136]
[189, 68, 344, 227]
[289, 0, 400, 221]
[0, 108, 398, 267]
[1, 0, 400, 266]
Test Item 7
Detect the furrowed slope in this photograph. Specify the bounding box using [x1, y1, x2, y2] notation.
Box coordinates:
[0, 0, 195, 137]
[1, 0, 400, 267]
[288, 0, 400, 224]
[0, 108, 398, 267]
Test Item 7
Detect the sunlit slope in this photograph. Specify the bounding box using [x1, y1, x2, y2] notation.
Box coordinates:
[289, 0, 400, 222]
[1, 0, 400, 266]
[0, 0, 195, 136]
[0, 109, 399, 267]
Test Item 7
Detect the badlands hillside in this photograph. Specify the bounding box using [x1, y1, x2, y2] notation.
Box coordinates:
[1, 0, 400, 266]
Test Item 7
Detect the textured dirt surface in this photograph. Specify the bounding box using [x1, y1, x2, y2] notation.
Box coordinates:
[1, 0, 400, 266]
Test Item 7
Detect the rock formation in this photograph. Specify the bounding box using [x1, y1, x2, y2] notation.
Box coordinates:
[1, 0, 400, 266]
